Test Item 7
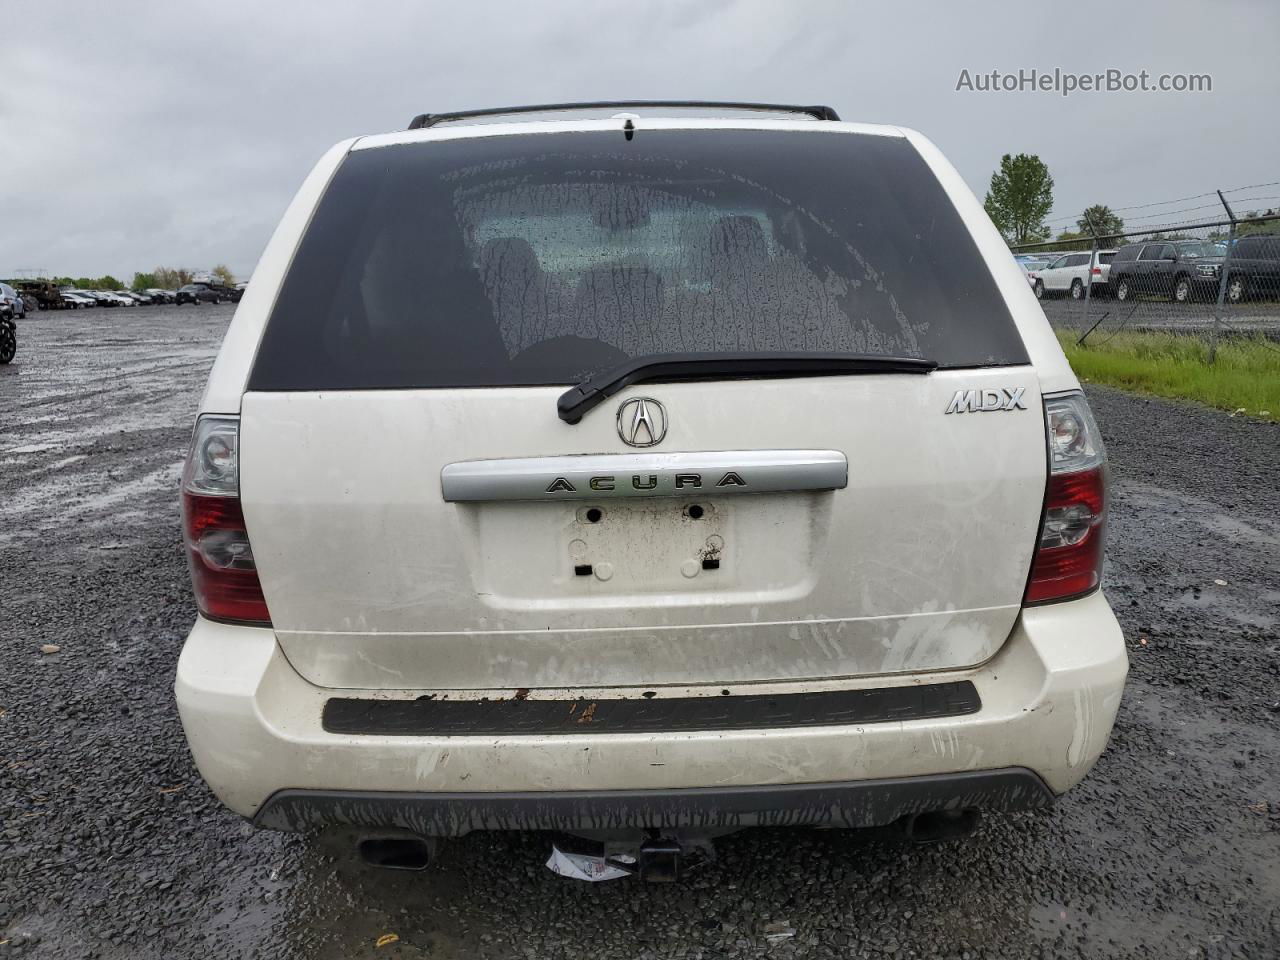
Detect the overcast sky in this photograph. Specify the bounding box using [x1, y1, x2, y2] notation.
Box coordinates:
[2, 0, 1277, 280]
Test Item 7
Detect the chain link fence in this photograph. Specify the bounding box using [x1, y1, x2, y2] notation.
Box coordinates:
[1011, 201, 1280, 358]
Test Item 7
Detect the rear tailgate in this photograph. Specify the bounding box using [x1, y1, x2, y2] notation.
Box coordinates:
[235, 124, 1047, 691]
[240, 367, 1044, 689]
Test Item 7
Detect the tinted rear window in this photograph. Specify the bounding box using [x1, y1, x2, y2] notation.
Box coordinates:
[250, 129, 1026, 390]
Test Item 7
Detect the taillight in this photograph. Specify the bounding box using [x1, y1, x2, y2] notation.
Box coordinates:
[1091, 267, 1102, 275]
[181, 416, 271, 625]
[1025, 393, 1107, 605]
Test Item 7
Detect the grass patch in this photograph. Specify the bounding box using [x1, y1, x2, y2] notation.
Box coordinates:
[1057, 330, 1280, 422]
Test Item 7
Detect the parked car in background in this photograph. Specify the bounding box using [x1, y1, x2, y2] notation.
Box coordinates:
[175, 103, 1126, 871]
[1107, 239, 1226, 302]
[1192, 235, 1280, 303]
[0, 283, 27, 319]
[176, 283, 223, 305]
[1031, 249, 1116, 300]
[0, 302, 16, 364]
[146, 288, 175, 304]
[60, 291, 96, 308]
[1017, 259, 1050, 291]
[118, 290, 152, 305]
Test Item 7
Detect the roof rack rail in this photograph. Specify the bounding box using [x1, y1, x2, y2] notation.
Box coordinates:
[407, 101, 840, 130]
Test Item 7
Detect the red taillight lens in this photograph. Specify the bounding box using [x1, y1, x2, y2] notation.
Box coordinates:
[1025, 393, 1107, 605]
[1091, 267, 1102, 275]
[1025, 466, 1106, 603]
[181, 416, 271, 625]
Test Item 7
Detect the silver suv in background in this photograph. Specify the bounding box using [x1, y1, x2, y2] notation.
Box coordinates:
[175, 102, 1126, 878]
[0, 283, 27, 319]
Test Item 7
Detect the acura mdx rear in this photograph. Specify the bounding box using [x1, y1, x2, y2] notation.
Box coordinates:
[175, 103, 1127, 867]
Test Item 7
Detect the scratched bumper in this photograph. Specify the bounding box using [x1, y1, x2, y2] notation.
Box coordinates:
[175, 592, 1127, 826]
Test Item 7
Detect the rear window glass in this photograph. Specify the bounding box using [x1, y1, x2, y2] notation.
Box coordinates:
[250, 129, 1027, 390]
[1097, 252, 1116, 264]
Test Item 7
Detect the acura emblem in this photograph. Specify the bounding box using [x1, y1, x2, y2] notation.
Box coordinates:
[616, 397, 667, 447]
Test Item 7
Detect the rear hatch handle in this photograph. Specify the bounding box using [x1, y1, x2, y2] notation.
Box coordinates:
[557, 352, 939, 423]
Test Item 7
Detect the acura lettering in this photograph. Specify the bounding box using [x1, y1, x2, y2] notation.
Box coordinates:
[544, 471, 748, 495]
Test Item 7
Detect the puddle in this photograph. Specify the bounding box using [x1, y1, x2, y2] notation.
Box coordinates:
[1166, 586, 1277, 629]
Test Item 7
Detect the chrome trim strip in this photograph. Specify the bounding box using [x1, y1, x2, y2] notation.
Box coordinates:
[441, 450, 848, 502]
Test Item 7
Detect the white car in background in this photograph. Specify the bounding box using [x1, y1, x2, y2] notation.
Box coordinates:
[86, 290, 132, 307]
[1032, 249, 1117, 300]
[174, 101, 1126, 877]
[61, 290, 98, 307]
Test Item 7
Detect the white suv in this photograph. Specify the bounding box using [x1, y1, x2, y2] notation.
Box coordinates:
[175, 102, 1126, 875]
[1032, 249, 1117, 300]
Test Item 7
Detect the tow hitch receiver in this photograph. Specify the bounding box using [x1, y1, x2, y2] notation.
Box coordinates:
[548, 833, 694, 882]
[635, 837, 682, 882]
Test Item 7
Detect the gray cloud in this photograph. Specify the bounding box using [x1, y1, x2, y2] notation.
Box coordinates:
[2, 0, 1276, 279]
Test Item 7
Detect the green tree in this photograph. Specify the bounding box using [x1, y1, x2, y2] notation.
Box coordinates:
[97, 275, 122, 290]
[1054, 229, 1092, 251]
[1077, 205, 1125, 245]
[1237, 208, 1279, 238]
[984, 154, 1055, 245]
[153, 266, 195, 289]
[211, 263, 235, 287]
[132, 272, 157, 292]
[73, 277, 95, 289]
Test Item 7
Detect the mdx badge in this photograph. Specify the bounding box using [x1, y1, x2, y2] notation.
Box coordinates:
[945, 387, 1027, 414]
[617, 397, 667, 447]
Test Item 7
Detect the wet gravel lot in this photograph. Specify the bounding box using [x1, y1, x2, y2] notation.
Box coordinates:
[2, 306, 1278, 959]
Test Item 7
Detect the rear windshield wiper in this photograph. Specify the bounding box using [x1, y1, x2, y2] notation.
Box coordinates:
[557, 352, 938, 424]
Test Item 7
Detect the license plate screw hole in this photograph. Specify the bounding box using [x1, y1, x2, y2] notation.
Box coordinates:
[574, 564, 593, 576]
[685, 504, 705, 520]
[584, 507, 603, 524]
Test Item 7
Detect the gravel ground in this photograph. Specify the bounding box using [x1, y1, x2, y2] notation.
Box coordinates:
[1038, 296, 1280, 335]
[1, 306, 1278, 959]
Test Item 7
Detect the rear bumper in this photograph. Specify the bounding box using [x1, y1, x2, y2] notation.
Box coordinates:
[175, 591, 1127, 832]
[254, 769, 1054, 836]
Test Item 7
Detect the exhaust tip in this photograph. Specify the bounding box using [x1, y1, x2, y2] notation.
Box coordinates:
[356, 834, 434, 871]
[901, 808, 981, 844]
